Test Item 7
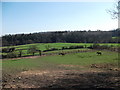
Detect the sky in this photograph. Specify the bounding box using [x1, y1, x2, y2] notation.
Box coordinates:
[2, 1, 118, 36]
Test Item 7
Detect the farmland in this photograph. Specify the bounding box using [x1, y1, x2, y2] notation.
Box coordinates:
[1, 1, 120, 89]
[1, 43, 119, 58]
[2, 46, 120, 89]
[2, 43, 119, 50]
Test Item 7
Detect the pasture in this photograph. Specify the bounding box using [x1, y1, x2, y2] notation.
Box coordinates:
[1, 43, 119, 58]
[1, 43, 119, 50]
[2, 49, 119, 89]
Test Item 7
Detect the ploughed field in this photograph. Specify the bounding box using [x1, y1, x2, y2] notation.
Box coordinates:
[2, 49, 120, 89]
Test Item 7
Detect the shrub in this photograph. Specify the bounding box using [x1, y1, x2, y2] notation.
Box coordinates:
[99, 45, 109, 49]
[7, 52, 18, 58]
[50, 48, 59, 51]
[62, 47, 68, 50]
[68, 45, 84, 49]
[1, 54, 7, 59]
[92, 43, 100, 49]
[87, 45, 93, 49]
[2, 47, 15, 53]
[45, 45, 51, 50]
[43, 48, 58, 52]
[27, 45, 38, 56]
[17, 49, 23, 57]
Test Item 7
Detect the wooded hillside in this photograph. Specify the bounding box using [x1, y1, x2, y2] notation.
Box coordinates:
[1, 29, 120, 46]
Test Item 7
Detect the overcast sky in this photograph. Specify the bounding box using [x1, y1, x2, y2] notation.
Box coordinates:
[2, 1, 118, 35]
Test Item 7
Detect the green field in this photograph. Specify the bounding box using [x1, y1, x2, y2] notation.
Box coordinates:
[2, 43, 120, 88]
[2, 50, 118, 75]
[2, 47, 119, 88]
[2, 43, 119, 50]
[1, 43, 119, 57]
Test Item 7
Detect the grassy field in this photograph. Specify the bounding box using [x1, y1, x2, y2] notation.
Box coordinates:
[1, 43, 119, 57]
[2, 49, 119, 88]
[1, 43, 119, 50]
[2, 43, 119, 88]
[2, 50, 118, 75]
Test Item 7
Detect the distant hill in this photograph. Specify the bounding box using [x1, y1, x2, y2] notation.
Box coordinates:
[1, 29, 120, 46]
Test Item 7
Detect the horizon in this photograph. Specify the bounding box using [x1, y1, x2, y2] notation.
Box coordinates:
[1, 29, 118, 37]
[2, 1, 118, 36]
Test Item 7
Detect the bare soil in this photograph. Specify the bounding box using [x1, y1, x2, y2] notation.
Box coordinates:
[2, 64, 120, 89]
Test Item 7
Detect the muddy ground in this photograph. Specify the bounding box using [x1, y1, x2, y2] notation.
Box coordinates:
[2, 64, 120, 89]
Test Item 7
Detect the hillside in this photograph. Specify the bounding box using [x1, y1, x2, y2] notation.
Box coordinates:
[1, 29, 120, 46]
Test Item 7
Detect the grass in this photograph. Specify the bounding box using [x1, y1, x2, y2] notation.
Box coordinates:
[43, 48, 90, 54]
[1, 43, 119, 50]
[1, 42, 119, 57]
[2, 50, 118, 75]
[112, 37, 119, 39]
[42, 51, 118, 65]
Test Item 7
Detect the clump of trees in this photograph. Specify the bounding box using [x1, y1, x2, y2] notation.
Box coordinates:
[1, 45, 42, 59]
[2, 47, 16, 58]
[2, 47, 15, 53]
[27, 45, 42, 56]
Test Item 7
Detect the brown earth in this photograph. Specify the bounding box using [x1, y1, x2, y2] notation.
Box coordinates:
[2, 64, 120, 89]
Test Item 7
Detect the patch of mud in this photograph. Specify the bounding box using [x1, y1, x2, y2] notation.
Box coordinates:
[20, 70, 49, 76]
[2, 69, 120, 89]
[3, 56, 41, 61]
[2, 63, 120, 89]
[59, 64, 84, 68]
[90, 63, 119, 71]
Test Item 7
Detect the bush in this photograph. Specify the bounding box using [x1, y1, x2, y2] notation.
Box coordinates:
[77, 45, 84, 48]
[68, 45, 84, 49]
[27, 45, 38, 56]
[87, 44, 110, 50]
[1, 54, 7, 59]
[87, 43, 100, 49]
[61, 45, 84, 50]
[87, 45, 93, 49]
[99, 45, 109, 49]
[50, 48, 59, 51]
[17, 49, 23, 57]
[92, 43, 100, 49]
[2, 47, 15, 53]
[43, 48, 59, 52]
[62, 47, 68, 50]
[7, 52, 18, 58]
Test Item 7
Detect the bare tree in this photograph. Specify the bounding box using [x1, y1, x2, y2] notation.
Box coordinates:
[28, 45, 38, 56]
[107, 0, 120, 19]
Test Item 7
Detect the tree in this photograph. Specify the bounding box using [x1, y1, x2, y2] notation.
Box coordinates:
[17, 49, 23, 57]
[1, 30, 118, 46]
[107, 1, 120, 19]
[7, 52, 18, 58]
[45, 45, 51, 50]
[37, 50, 42, 56]
[27, 45, 38, 56]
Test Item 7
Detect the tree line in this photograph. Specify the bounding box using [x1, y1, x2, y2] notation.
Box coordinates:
[1, 29, 120, 46]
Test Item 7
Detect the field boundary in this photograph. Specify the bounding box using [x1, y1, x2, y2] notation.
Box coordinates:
[2, 49, 94, 60]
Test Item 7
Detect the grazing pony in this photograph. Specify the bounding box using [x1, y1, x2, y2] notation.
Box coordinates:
[96, 51, 102, 55]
